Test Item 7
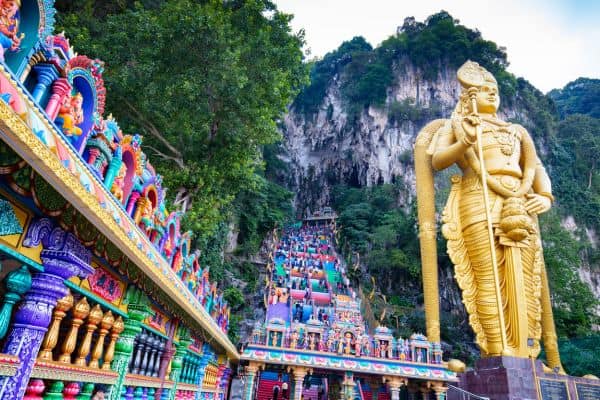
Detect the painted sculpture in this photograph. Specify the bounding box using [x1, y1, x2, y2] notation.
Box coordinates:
[57, 91, 84, 138]
[415, 60, 563, 370]
[0, 0, 22, 61]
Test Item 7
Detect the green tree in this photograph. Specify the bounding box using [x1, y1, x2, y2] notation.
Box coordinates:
[549, 78, 600, 119]
[57, 0, 307, 237]
[540, 211, 598, 337]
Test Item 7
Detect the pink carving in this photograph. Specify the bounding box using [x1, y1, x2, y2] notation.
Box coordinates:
[126, 191, 141, 215]
[87, 147, 100, 166]
[23, 380, 44, 400]
[45, 78, 71, 120]
[62, 382, 80, 400]
[88, 268, 123, 302]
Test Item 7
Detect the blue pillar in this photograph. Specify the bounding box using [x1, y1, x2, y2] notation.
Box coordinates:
[104, 146, 123, 191]
[31, 64, 60, 104]
[194, 353, 210, 400]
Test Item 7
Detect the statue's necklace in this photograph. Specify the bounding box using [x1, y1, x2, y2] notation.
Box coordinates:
[483, 118, 517, 156]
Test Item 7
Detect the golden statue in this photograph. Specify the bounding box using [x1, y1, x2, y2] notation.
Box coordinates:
[415, 60, 563, 370]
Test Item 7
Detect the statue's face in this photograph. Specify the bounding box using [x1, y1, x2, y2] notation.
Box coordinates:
[475, 83, 500, 114]
[4, 1, 19, 16]
[72, 95, 83, 109]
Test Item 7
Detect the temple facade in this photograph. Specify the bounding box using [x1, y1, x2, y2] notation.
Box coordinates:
[239, 215, 456, 400]
[0, 1, 236, 399]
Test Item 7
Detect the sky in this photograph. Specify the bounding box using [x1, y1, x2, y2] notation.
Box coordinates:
[273, 0, 600, 93]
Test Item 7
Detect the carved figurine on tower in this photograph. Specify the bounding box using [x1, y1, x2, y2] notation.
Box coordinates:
[57, 90, 84, 138]
[0, 0, 23, 61]
[415, 60, 563, 371]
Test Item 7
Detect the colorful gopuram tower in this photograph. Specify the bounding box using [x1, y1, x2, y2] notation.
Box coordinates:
[0, 1, 236, 399]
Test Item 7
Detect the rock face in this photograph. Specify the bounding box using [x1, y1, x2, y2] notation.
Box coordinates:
[282, 61, 528, 212]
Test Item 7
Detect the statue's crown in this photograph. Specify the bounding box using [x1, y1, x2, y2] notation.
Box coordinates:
[457, 60, 497, 88]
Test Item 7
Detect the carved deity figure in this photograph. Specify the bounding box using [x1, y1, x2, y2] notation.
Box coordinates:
[354, 335, 361, 357]
[415, 61, 563, 370]
[308, 333, 316, 351]
[380, 341, 388, 359]
[343, 332, 352, 355]
[326, 336, 333, 353]
[139, 198, 155, 233]
[0, 0, 22, 61]
[362, 336, 371, 357]
[110, 164, 127, 202]
[57, 91, 84, 138]
[290, 330, 299, 349]
[396, 338, 405, 360]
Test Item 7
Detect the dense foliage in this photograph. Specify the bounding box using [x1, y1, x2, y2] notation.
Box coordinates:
[549, 78, 600, 119]
[56, 0, 305, 237]
[332, 184, 421, 281]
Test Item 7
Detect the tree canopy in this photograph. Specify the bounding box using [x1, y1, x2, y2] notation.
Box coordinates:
[57, 0, 307, 236]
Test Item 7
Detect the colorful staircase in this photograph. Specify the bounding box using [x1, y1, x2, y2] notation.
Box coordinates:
[256, 371, 290, 400]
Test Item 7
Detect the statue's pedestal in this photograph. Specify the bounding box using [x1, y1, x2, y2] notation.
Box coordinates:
[453, 356, 600, 400]
[457, 356, 538, 400]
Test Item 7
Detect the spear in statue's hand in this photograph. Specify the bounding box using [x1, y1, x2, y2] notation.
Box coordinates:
[466, 85, 509, 354]
[467, 87, 509, 355]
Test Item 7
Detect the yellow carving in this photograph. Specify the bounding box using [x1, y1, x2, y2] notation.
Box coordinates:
[89, 310, 115, 368]
[38, 291, 74, 361]
[102, 315, 124, 370]
[59, 297, 90, 363]
[415, 60, 563, 361]
[75, 304, 103, 365]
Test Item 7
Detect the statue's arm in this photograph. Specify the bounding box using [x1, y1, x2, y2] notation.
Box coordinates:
[533, 158, 554, 202]
[431, 121, 470, 171]
[520, 128, 553, 214]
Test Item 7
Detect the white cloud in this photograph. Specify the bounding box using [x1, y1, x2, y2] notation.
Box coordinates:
[274, 0, 600, 92]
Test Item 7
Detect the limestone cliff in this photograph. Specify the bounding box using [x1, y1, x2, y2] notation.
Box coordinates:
[282, 61, 529, 213]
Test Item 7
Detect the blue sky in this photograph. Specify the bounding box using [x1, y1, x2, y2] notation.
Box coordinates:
[273, 0, 600, 92]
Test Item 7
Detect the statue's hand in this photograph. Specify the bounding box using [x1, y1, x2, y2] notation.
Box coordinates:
[525, 193, 551, 214]
[461, 114, 480, 143]
[452, 114, 479, 146]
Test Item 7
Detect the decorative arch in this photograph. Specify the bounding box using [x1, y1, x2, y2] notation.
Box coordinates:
[66, 68, 97, 153]
[120, 146, 138, 205]
[142, 182, 159, 210]
[178, 231, 191, 260]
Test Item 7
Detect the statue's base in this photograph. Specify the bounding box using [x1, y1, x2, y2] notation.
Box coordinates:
[451, 356, 600, 400]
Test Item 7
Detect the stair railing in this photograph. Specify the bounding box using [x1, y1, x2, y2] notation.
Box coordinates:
[447, 384, 490, 400]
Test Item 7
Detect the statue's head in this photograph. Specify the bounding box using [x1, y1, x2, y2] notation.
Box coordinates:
[71, 92, 84, 109]
[3, 0, 20, 17]
[456, 60, 499, 115]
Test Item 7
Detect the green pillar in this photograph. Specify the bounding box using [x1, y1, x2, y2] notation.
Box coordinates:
[168, 326, 192, 400]
[107, 287, 151, 400]
[0, 266, 32, 340]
